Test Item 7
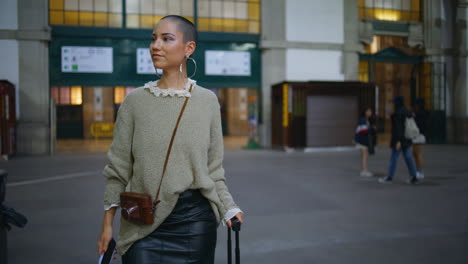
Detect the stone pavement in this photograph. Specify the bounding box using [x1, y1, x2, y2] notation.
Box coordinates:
[1, 145, 467, 264]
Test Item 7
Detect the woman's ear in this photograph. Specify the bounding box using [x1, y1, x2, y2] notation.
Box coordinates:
[185, 41, 196, 57]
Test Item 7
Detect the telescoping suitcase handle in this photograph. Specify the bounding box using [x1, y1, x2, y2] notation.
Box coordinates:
[228, 218, 241, 264]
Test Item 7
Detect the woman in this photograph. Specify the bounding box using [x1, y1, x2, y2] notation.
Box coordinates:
[97, 15, 243, 263]
[378, 96, 418, 184]
[354, 107, 376, 177]
[412, 98, 428, 179]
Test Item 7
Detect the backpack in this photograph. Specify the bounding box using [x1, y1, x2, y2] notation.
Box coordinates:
[405, 117, 420, 140]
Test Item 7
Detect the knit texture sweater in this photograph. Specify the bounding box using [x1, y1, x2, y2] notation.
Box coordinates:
[102, 81, 239, 255]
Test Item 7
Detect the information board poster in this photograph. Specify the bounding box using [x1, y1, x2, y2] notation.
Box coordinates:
[205, 51, 251, 76]
[136, 48, 163, 75]
[61, 46, 113, 73]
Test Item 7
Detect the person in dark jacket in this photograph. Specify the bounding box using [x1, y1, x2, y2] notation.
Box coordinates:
[379, 96, 419, 184]
[412, 98, 428, 179]
[354, 107, 376, 177]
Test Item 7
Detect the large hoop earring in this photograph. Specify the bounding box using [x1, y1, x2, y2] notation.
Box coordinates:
[186, 56, 197, 79]
[155, 68, 162, 79]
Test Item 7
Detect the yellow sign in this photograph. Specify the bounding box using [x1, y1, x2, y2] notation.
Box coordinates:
[90, 123, 115, 139]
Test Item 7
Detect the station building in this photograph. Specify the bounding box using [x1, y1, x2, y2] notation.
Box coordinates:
[0, 0, 467, 155]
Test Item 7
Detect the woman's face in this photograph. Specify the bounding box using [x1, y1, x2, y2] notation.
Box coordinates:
[365, 108, 373, 118]
[150, 19, 194, 71]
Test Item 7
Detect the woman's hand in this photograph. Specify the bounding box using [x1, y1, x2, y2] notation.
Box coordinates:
[97, 225, 113, 256]
[227, 212, 244, 228]
[97, 207, 117, 256]
[396, 141, 401, 150]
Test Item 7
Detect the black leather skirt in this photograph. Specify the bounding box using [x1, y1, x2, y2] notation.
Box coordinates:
[122, 189, 217, 264]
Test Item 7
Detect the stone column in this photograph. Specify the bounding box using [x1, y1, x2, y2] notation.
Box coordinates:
[259, 0, 287, 148]
[450, 0, 468, 143]
[16, 0, 52, 154]
[343, 0, 361, 81]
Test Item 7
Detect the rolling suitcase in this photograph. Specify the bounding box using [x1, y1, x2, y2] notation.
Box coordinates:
[227, 218, 241, 264]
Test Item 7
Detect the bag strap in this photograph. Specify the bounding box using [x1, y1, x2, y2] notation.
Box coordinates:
[153, 83, 194, 209]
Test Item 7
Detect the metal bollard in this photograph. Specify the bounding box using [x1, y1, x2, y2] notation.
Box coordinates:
[0, 169, 7, 264]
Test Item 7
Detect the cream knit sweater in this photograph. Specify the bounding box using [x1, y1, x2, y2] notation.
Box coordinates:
[102, 80, 239, 255]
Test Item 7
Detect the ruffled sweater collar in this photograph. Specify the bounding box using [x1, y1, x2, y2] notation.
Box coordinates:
[144, 78, 196, 98]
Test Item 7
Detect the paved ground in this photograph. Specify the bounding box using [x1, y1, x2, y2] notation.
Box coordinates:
[1, 145, 468, 264]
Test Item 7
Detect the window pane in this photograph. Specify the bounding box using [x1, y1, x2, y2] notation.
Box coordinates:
[94, 12, 108, 26]
[50, 0, 64, 10]
[210, 18, 223, 31]
[248, 2, 259, 20]
[168, 0, 181, 15]
[64, 0, 78, 10]
[223, 18, 236, 31]
[140, 15, 154, 28]
[79, 0, 93, 11]
[109, 14, 122, 27]
[224, 1, 236, 19]
[70, 86, 82, 105]
[109, 0, 122, 13]
[51, 86, 60, 104]
[210, 1, 222, 18]
[49, 10, 64, 24]
[235, 19, 248, 32]
[198, 0, 209, 17]
[114, 86, 125, 104]
[60, 87, 70, 105]
[249, 21, 259, 33]
[126, 14, 140, 28]
[64, 11, 79, 25]
[197, 17, 210, 30]
[181, 0, 193, 17]
[126, 0, 139, 14]
[141, 0, 153, 15]
[236, 2, 247, 19]
[94, 0, 108, 12]
[154, 0, 168, 15]
[79, 11, 94, 26]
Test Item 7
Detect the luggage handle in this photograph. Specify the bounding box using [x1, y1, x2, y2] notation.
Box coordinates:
[228, 218, 241, 264]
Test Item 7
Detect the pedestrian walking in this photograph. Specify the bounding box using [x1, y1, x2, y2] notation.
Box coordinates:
[354, 107, 377, 177]
[379, 96, 419, 184]
[412, 98, 428, 179]
[97, 15, 243, 264]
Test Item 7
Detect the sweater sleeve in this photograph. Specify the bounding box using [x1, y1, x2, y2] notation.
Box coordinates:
[208, 98, 239, 215]
[103, 98, 134, 209]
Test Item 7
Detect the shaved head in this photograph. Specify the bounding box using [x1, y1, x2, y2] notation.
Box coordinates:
[160, 15, 198, 45]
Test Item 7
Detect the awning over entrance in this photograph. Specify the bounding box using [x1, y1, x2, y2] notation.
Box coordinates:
[359, 47, 423, 64]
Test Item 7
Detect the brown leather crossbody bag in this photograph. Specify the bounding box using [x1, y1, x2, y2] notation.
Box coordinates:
[119, 84, 193, 225]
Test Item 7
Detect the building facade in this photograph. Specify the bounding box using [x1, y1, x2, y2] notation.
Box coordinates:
[1, 0, 468, 155]
[260, 0, 468, 147]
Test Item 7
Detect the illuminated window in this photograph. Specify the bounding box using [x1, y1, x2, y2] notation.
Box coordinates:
[114, 86, 136, 104]
[51, 86, 82, 105]
[358, 61, 369, 82]
[125, 0, 193, 29]
[70, 86, 83, 105]
[49, 0, 123, 27]
[198, 0, 260, 33]
[49, 0, 261, 33]
[359, 0, 421, 22]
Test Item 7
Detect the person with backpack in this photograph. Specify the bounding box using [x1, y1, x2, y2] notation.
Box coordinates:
[379, 96, 419, 184]
[354, 107, 377, 177]
[412, 98, 429, 179]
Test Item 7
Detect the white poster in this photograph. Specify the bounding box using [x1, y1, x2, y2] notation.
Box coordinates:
[205, 50, 251, 76]
[61, 46, 113, 73]
[94, 87, 103, 121]
[137, 48, 157, 74]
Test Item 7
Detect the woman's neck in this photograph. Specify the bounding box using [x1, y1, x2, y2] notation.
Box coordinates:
[159, 66, 187, 90]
